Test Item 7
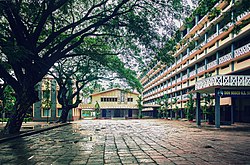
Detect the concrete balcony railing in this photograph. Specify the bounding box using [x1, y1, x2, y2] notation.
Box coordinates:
[197, 65, 206, 74]
[190, 48, 197, 55]
[219, 52, 232, 64]
[207, 60, 217, 69]
[176, 95, 182, 101]
[207, 33, 218, 43]
[172, 88, 176, 92]
[234, 42, 250, 58]
[177, 77, 182, 83]
[182, 53, 188, 60]
[189, 70, 196, 77]
[195, 75, 250, 90]
[182, 74, 187, 80]
[219, 22, 233, 34]
[199, 41, 206, 48]
[237, 12, 249, 21]
[177, 58, 182, 64]
[176, 66, 182, 72]
[182, 94, 188, 100]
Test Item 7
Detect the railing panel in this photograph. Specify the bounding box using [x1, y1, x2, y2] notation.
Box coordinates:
[219, 52, 232, 64]
[197, 65, 206, 73]
[234, 43, 250, 58]
[207, 60, 217, 69]
[195, 75, 250, 90]
[189, 70, 196, 77]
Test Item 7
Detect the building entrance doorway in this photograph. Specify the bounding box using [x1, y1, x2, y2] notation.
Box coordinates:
[114, 109, 121, 117]
[102, 109, 106, 118]
[128, 110, 132, 118]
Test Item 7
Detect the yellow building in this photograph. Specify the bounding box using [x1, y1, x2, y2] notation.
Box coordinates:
[33, 78, 81, 121]
[140, 0, 250, 127]
[79, 88, 139, 119]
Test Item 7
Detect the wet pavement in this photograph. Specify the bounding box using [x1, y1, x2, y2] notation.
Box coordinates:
[0, 119, 250, 165]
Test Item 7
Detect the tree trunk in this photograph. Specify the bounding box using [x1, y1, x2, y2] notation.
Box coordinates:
[138, 109, 142, 119]
[4, 97, 34, 134]
[3, 86, 38, 134]
[58, 107, 71, 123]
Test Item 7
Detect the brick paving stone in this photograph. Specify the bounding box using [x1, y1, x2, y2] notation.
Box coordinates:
[173, 161, 195, 165]
[0, 119, 250, 165]
[153, 158, 173, 164]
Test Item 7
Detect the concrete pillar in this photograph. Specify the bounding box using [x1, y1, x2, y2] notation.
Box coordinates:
[216, 52, 219, 75]
[215, 88, 221, 128]
[195, 15, 199, 25]
[196, 92, 201, 126]
[51, 79, 57, 120]
[216, 23, 219, 35]
[205, 58, 208, 70]
[231, 43, 235, 72]
[231, 97, 234, 124]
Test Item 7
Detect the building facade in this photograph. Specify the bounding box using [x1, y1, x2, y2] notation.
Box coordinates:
[79, 88, 139, 119]
[140, 0, 250, 126]
[33, 78, 80, 122]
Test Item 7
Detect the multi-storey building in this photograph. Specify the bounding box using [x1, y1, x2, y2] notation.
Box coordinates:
[79, 88, 139, 119]
[140, 0, 250, 127]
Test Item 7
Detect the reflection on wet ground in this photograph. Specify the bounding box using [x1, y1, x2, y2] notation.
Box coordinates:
[0, 119, 250, 164]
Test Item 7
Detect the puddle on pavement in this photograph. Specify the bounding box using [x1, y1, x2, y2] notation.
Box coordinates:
[203, 145, 213, 148]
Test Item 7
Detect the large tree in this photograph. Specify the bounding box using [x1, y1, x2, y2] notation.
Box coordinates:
[50, 53, 141, 123]
[0, 0, 187, 134]
[49, 56, 104, 123]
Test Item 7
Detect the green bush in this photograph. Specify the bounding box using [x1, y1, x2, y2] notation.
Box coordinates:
[24, 117, 33, 123]
[0, 118, 9, 122]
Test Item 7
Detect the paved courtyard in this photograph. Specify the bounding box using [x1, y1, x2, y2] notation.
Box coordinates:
[0, 119, 250, 165]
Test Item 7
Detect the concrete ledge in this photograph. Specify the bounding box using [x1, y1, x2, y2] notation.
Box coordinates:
[0, 123, 70, 143]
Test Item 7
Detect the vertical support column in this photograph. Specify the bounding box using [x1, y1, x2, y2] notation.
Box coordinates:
[170, 95, 173, 120]
[215, 88, 221, 128]
[195, 64, 198, 82]
[205, 33, 207, 43]
[196, 92, 201, 126]
[51, 79, 57, 121]
[231, 11, 234, 38]
[216, 52, 219, 75]
[231, 97, 234, 124]
[216, 23, 219, 35]
[231, 43, 235, 72]
[205, 58, 208, 70]
[195, 15, 199, 25]
[216, 23, 220, 48]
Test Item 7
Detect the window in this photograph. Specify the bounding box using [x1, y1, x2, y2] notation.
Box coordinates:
[57, 108, 62, 117]
[101, 97, 118, 102]
[42, 90, 51, 100]
[128, 98, 133, 102]
[42, 108, 51, 117]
